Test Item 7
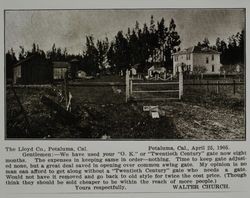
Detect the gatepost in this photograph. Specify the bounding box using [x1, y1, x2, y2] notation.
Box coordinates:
[179, 68, 183, 99]
[125, 69, 130, 102]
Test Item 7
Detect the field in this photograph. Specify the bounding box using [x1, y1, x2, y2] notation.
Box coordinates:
[6, 76, 245, 140]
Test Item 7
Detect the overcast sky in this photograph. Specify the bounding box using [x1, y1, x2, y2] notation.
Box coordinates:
[5, 9, 245, 55]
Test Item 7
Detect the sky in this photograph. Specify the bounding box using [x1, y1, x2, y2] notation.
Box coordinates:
[5, 9, 245, 55]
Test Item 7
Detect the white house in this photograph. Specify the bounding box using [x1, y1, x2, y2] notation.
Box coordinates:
[172, 46, 221, 75]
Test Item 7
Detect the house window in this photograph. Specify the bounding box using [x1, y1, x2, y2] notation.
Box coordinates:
[186, 54, 190, 60]
[206, 57, 209, 64]
[212, 54, 214, 61]
[212, 65, 214, 72]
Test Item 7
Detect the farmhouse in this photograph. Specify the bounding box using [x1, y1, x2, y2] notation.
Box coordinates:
[172, 46, 221, 75]
[13, 55, 52, 84]
[52, 61, 71, 80]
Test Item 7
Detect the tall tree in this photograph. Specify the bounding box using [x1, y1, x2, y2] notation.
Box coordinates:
[96, 37, 109, 72]
[6, 48, 17, 79]
[84, 35, 99, 75]
[164, 18, 181, 70]
[107, 42, 116, 72]
[113, 31, 129, 73]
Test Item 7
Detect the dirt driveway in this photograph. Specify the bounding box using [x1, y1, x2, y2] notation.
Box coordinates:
[159, 102, 245, 140]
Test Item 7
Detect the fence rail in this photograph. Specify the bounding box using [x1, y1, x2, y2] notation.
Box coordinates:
[133, 89, 179, 93]
[184, 80, 244, 95]
[132, 82, 179, 85]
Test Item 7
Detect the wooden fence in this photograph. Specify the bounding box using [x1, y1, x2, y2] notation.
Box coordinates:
[126, 70, 183, 102]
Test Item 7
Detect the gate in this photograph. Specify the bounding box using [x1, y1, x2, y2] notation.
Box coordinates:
[125, 70, 183, 102]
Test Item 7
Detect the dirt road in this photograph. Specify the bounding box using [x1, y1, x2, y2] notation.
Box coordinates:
[159, 102, 245, 140]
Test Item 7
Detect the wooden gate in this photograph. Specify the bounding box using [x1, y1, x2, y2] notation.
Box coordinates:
[125, 70, 183, 102]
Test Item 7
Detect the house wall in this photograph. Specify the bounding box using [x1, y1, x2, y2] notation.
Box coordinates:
[173, 53, 221, 75]
[193, 53, 221, 74]
[21, 60, 53, 84]
[13, 65, 21, 84]
[53, 68, 67, 79]
[173, 53, 193, 74]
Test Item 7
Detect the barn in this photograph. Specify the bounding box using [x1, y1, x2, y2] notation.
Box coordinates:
[13, 55, 53, 84]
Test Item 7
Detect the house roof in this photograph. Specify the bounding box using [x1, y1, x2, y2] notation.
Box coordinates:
[52, 61, 70, 68]
[70, 58, 80, 63]
[173, 46, 220, 55]
[12, 55, 35, 68]
[132, 64, 140, 70]
[148, 66, 166, 72]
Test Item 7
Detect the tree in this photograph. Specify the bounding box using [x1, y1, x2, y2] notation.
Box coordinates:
[83, 35, 99, 75]
[96, 37, 109, 73]
[201, 37, 210, 48]
[128, 29, 139, 66]
[238, 30, 244, 64]
[198, 30, 244, 66]
[107, 42, 116, 73]
[47, 43, 57, 61]
[19, 46, 26, 60]
[113, 31, 129, 73]
[164, 18, 181, 70]
[6, 48, 17, 79]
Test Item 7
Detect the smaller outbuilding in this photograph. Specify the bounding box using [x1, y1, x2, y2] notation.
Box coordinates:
[148, 65, 167, 80]
[13, 55, 52, 84]
[76, 70, 87, 79]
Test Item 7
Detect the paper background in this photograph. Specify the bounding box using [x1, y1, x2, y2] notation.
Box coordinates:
[0, 0, 249, 197]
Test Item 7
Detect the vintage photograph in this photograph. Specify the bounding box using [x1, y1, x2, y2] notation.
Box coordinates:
[5, 9, 245, 140]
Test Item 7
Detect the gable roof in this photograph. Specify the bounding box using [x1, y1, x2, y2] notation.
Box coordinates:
[173, 46, 220, 55]
[148, 65, 166, 72]
[12, 55, 35, 68]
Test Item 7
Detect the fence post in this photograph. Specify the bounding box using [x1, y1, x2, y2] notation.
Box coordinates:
[125, 69, 130, 102]
[233, 80, 236, 95]
[179, 70, 183, 99]
[216, 81, 220, 94]
[64, 71, 69, 108]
